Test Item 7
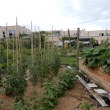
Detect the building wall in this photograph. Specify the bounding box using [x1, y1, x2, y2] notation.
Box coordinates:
[0, 25, 31, 38]
[46, 29, 110, 46]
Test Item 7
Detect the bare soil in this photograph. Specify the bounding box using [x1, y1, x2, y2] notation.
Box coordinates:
[54, 81, 110, 110]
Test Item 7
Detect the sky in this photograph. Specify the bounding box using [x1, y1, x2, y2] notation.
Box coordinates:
[0, 0, 110, 31]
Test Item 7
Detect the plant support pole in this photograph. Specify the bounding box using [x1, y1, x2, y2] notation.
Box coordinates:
[38, 27, 42, 59]
[51, 26, 54, 57]
[6, 23, 8, 72]
[68, 29, 71, 53]
[13, 26, 14, 65]
[31, 21, 33, 66]
[76, 28, 80, 71]
[16, 17, 18, 71]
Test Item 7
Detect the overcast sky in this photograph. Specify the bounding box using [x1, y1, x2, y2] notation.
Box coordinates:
[0, 0, 110, 31]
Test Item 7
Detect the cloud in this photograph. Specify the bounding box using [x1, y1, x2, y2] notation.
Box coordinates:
[57, 0, 110, 30]
[0, 0, 110, 31]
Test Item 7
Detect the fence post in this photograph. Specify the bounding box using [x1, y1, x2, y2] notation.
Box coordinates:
[68, 29, 71, 53]
[76, 28, 80, 71]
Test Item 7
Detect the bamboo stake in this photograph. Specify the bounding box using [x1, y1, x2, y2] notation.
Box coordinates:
[51, 26, 54, 56]
[34, 26, 36, 58]
[46, 31, 49, 60]
[16, 17, 18, 71]
[52, 26, 53, 50]
[38, 27, 42, 59]
[6, 23, 8, 72]
[31, 21, 33, 65]
[19, 29, 21, 63]
[44, 34, 46, 54]
[18, 29, 20, 53]
[13, 26, 14, 65]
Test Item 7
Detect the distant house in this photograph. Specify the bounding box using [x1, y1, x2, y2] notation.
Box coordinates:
[0, 25, 31, 38]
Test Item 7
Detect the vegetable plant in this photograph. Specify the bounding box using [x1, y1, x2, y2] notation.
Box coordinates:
[80, 102, 95, 110]
[81, 46, 110, 73]
[58, 69, 77, 96]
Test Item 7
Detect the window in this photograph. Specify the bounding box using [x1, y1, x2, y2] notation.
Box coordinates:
[74, 33, 77, 36]
[90, 34, 95, 36]
[80, 34, 83, 36]
[9, 30, 15, 37]
[2, 31, 5, 38]
[99, 33, 104, 36]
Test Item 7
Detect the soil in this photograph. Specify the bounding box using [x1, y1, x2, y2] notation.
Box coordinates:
[54, 81, 110, 110]
[0, 81, 110, 110]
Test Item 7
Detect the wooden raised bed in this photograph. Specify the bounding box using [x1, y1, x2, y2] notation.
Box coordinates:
[79, 58, 110, 93]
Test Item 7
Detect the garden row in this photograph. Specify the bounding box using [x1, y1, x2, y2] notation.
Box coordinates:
[13, 69, 77, 110]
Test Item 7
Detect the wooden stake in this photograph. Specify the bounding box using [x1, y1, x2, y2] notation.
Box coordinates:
[52, 26, 53, 50]
[13, 26, 14, 65]
[38, 27, 42, 59]
[34, 26, 36, 58]
[68, 29, 71, 53]
[6, 23, 8, 72]
[44, 34, 46, 53]
[16, 17, 18, 71]
[19, 29, 21, 63]
[31, 21, 33, 65]
[76, 28, 80, 71]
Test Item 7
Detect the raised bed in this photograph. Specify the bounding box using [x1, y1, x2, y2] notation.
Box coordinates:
[79, 58, 110, 93]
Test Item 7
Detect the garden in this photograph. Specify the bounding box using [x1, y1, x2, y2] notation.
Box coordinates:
[0, 31, 110, 110]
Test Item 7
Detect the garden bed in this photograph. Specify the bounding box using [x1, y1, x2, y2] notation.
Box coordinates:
[0, 80, 110, 110]
[79, 58, 110, 93]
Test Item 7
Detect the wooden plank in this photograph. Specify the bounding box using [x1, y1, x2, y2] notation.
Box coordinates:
[87, 83, 98, 88]
[79, 58, 110, 93]
[77, 75, 109, 107]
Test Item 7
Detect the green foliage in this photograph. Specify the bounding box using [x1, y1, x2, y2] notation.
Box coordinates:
[58, 69, 77, 96]
[80, 102, 95, 110]
[5, 64, 26, 101]
[13, 98, 32, 110]
[42, 81, 59, 110]
[51, 51, 61, 75]
[81, 46, 110, 73]
[89, 38, 95, 47]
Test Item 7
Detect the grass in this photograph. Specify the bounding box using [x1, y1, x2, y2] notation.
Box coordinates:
[58, 48, 78, 67]
[60, 56, 77, 67]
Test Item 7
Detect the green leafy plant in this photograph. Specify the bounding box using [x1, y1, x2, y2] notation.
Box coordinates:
[5, 64, 26, 101]
[51, 51, 61, 75]
[81, 46, 110, 73]
[12, 98, 32, 110]
[58, 69, 77, 96]
[80, 102, 95, 110]
[42, 81, 59, 110]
